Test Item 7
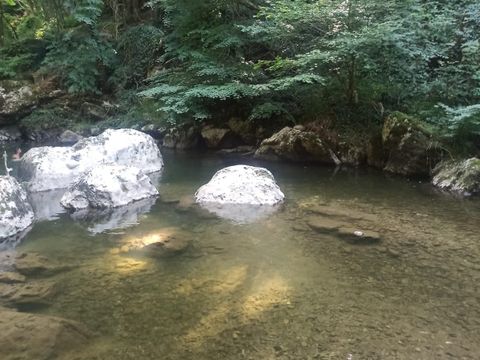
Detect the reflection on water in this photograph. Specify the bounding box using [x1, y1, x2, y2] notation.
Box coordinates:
[29, 189, 66, 221]
[69, 197, 158, 234]
[1, 150, 480, 359]
[198, 202, 283, 224]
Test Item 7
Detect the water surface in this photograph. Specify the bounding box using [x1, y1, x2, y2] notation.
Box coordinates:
[3, 151, 480, 359]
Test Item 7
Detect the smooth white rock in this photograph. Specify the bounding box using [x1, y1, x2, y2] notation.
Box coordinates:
[60, 165, 159, 210]
[195, 165, 284, 223]
[19, 129, 163, 192]
[0, 176, 34, 240]
[195, 165, 285, 205]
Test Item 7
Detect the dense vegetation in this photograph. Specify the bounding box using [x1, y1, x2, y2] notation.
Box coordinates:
[1, 0, 479, 153]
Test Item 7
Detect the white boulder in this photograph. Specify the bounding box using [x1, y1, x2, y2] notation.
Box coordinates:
[0, 176, 34, 239]
[195, 165, 285, 205]
[194, 165, 284, 222]
[19, 129, 163, 192]
[60, 165, 159, 210]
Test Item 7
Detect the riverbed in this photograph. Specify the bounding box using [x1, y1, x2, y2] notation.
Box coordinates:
[2, 150, 480, 359]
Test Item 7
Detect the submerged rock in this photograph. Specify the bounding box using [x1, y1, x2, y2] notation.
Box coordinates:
[60, 165, 159, 210]
[19, 128, 164, 192]
[0, 280, 55, 307]
[254, 126, 335, 164]
[0, 272, 25, 284]
[432, 158, 480, 196]
[115, 228, 191, 257]
[307, 217, 381, 244]
[382, 112, 440, 177]
[0, 308, 90, 360]
[0, 176, 34, 240]
[14, 252, 72, 276]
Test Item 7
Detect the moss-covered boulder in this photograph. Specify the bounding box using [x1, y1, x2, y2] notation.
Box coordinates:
[382, 112, 440, 177]
[254, 126, 335, 164]
[432, 158, 480, 196]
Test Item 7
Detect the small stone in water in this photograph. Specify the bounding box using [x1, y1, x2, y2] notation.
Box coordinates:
[354, 231, 364, 237]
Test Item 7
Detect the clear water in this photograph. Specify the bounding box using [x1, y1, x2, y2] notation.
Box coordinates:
[3, 151, 480, 359]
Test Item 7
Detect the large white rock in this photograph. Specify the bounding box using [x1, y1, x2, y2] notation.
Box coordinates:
[195, 165, 285, 205]
[0, 176, 34, 239]
[19, 129, 163, 192]
[60, 165, 159, 210]
[195, 165, 284, 223]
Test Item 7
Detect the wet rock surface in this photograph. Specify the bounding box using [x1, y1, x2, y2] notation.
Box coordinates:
[0, 176, 35, 240]
[432, 157, 480, 196]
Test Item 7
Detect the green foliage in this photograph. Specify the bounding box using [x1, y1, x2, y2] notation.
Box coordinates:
[0, 39, 47, 79]
[42, 27, 116, 94]
[434, 103, 480, 153]
[110, 25, 164, 90]
[1, 0, 480, 156]
[20, 106, 83, 131]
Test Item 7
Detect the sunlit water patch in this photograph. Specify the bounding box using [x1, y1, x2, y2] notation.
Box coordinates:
[1, 150, 480, 359]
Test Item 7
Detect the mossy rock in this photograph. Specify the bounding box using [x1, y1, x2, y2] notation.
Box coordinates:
[382, 112, 441, 177]
[432, 157, 480, 196]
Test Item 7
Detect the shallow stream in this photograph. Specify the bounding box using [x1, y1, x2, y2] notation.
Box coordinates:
[2, 151, 480, 359]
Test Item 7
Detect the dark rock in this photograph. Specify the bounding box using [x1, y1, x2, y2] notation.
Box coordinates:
[80, 101, 108, 121]
[432, 157, 480, 196]
[382, 112, 441, 177]
[338, 142, 367, 166]
[254, 127, 335, 164]
[227, 117, 256, 145]
[0, 81, 37, 125]
[162, 127, 203, 150]
[366, 134, 386, 169]
[0, 127, 22, 143]
[141, 124, 167, 140]
[201, 126, 243, 149]
[58, 129, 83, 145]
[217, 145, 255, 156]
